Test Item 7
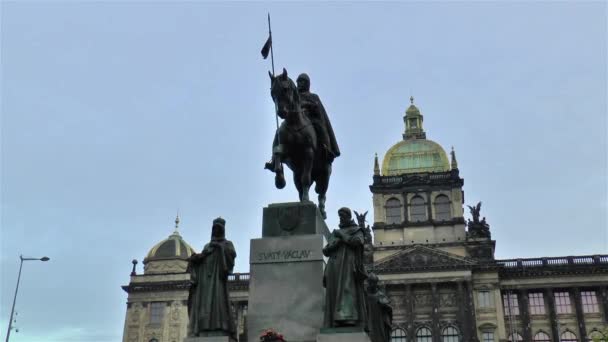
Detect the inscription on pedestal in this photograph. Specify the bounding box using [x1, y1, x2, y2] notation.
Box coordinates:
[250, 235, 326, 264]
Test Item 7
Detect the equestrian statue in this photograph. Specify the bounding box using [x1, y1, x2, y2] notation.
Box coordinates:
[264, 68, 340, 219]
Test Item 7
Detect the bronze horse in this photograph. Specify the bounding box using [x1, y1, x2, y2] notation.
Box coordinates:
[266, 68, 334, 218]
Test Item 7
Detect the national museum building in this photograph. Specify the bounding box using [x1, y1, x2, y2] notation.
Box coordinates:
[121, 99, 608, 342]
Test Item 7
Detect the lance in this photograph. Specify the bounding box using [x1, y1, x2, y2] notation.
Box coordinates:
[266, 13, 280, 141]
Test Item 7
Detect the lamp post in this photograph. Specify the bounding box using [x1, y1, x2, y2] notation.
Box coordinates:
[5, 255, 50, 342]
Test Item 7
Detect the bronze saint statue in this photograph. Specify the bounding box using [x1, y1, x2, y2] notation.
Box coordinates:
[322, 207, 368, 328]
[366, 273, 393, 342]
[187, 217, 237, 339]
[265, 69, 340, 219]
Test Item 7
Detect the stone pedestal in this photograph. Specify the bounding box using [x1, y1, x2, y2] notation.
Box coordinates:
[183, 336, 233, 342]
[316, 330, 371, 342]
[247, 202, 329, 342]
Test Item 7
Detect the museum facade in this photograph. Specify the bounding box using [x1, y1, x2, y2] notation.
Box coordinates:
[121, 99, 608, 342]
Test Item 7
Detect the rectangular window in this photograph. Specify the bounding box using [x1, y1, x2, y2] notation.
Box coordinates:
[581, 291, 600, 313]
[478, 290, 493, 308]
[554, 291, 572, 314]
[149, 302, 165, 324]
[482, 332, 495, 342]
[503, 293, 519, 316]
[529, 292, 546, 315]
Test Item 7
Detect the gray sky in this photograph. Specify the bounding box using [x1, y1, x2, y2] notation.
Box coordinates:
[1, 2, 606, 341]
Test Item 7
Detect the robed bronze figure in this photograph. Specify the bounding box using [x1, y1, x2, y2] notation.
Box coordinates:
[322, 207, 368, 328]
[265, 69, 340, 219]
[187, 218, 237, 339]
[366, 273, 393, 342]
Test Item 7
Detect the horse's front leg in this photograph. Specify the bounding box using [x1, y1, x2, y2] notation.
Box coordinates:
[300, 147, 314, 202]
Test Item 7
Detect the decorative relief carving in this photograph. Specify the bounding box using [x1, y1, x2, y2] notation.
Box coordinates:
[374, 246, 475, 272]
[130, 303, 142, 323]
[127, 329, 138, 342]
[440, 293, 457, 307]
[169, 324, 180, 342]
[171, 301, 181, 322]
[414, 293, 432, 307]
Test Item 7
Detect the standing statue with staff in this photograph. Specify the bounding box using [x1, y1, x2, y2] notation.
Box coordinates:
[261, 14, 340, 219]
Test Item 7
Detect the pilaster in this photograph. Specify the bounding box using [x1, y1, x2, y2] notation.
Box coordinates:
[517, 290, 531, 341]
[430, 283, 440, 342]
[465, 281, 479, 342]
[457, 281, 470, 342]
[405, 284, 415, 342]
[544, 288, 560, 342]
[600, 286, 608, 324]
[572, 288, 587, 340]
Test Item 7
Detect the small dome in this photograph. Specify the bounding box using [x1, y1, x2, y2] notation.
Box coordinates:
[381, 139, 450, 175]
[144, 231, 196, 263]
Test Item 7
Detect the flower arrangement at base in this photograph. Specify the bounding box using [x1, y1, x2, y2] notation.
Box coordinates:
[260, 328, 286, 342]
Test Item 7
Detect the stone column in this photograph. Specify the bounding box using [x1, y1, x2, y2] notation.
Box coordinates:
[544, 288, 560, 342]
[430, 283, 440, 342]
[402, 192, 409, 224]
[600, 286, 608, 324]
[572, 288, 588, 340]
[516, 290, 531, 341]
[405, 284, 415, 342]
[457, 282, 470, 342]
[426, 191, 433, 222]
[465, 281, 479, 342]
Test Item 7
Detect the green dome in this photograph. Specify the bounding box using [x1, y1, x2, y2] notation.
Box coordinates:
[144, 231, 196, 263]
[381, 139, 450, 175]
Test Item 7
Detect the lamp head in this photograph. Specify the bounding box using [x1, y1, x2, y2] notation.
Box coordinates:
[40, 257, 50, 262]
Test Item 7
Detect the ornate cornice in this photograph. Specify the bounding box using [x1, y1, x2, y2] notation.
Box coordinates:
[373, 217, 466, 230]
[122, 280, 191, 293]
[370, 170, 463, 192]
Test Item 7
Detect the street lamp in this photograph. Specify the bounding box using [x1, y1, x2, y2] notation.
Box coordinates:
[5, 255, 50, 342]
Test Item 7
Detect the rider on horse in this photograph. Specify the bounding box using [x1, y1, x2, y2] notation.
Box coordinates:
[265, 73, 340, 173]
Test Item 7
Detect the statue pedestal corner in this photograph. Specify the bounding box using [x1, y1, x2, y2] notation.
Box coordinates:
[183, 335, 235, 342]
[316, 329, 371, 342]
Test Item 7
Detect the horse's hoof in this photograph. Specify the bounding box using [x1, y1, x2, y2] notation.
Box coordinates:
[275, 174, 286, 189]
[264, 162, 274, 172]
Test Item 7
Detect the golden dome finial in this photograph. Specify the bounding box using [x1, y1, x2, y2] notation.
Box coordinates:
[410, 96, 414, 105]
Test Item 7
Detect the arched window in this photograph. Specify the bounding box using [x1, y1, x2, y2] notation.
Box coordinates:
[410, 196, 427, 222]
[508, 333, 523, 342]
[434, 195, 451, 221]
[533, 332, 550, 341]
[561, 331, 578, 342]
[589, 330, 606, 341]
[441, 326, 459, 342]
[386, 198, 402, 224]
[416, 327, 432, 342]
[391, 328, 407, 342]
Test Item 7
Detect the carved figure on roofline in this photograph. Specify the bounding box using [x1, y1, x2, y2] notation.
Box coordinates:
[467, 202, 491, 239]
[187, 217, 237, 340]
[467, 201, 482, 224]
[355, 210, 374, 268]
[264, 68, 340, 219]
[322, 207, 368, 329]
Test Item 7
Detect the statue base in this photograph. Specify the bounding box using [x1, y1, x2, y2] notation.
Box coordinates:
[183, 336, 235, 342]
[316, 329, 371, 342]
[247, 202, 329, 342]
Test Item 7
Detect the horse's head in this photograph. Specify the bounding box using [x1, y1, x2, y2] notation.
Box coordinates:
[269, 68, 300, 119]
